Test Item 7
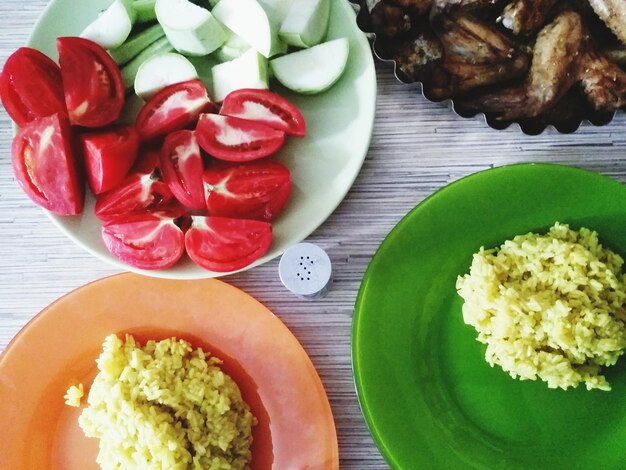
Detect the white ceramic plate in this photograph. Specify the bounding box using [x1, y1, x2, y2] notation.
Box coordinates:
[25, 0, 376, 279]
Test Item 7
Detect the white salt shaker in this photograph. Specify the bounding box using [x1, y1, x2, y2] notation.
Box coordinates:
[279, 243, 332, 299]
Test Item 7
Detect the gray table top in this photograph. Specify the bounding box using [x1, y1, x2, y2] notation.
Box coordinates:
[2, 2, 626, 469]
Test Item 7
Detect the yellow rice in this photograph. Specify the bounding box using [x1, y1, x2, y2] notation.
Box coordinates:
[456, 222, 626, 391]
[64, 383, 84, 407]
[69, 334, 256, 469]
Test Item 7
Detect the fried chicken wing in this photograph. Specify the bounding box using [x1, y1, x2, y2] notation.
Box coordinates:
[602, 46, 626, 65]
[370, 3, 415, 39]
[367, 0, 626, 125]
[579, 50, 626, 110]
[459, 10, 586, 120]
[396, 0, 433, 11]
[366, 0, 432, 13]
[499, 0, 560, 35]
[432, 0, 497, 14]
[587, 0, 626, 44]
[430, 13, 529, 98]
[393, 31, 445, 81]
[369, 0, 434, 39]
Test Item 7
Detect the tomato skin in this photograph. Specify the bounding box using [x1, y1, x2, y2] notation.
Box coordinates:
[135, 79, 211, 142]
[11, 113, 84, 215]
[80, 126, 139, 194]
[196, 113, 285, 162]
[220, 88, 306, 137]
[0, 47, 67, 127]
[102, 211, 185, 270]
[204, 161, 291, 221]
[57, 37, 124, 128]
[185, 216, 272, 272]
[160, 130, 206, 211]
[94, 170, 174, 222]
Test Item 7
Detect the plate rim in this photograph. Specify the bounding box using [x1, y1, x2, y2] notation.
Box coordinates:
[0, 273, 339, 469]
[23, 0, 377, 280]
[351, 162, 626, 469]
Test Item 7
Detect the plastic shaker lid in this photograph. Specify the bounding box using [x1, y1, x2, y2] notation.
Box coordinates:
[279, 243, 332, 299]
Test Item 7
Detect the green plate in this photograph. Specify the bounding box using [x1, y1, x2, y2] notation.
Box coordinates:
[353, 163, 626, 470]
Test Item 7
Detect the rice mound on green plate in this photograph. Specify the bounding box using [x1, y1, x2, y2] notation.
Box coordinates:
[456, 222, 626, 391]
[72, 334, 256, 470]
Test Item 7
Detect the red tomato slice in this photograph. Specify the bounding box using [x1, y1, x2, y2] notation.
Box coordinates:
[57, 37, 124, 128]
[0, 47, 67, 127]
[160, 130, 205, 211]
[102, 211, 185, 270]
[80, 126, 139, 194]
[131, 145, 162, 175]
[94, 170, 174, 222]
[220, 88, 306, 137]
[135, 79, 211, 142]
[11, 113, 84, 215]
[196, 113, 285, 162]
[185, 216, 272, 272]
[204, 161, 291, 221]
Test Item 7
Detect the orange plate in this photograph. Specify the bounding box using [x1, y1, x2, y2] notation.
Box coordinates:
[0, 273, 338, 469]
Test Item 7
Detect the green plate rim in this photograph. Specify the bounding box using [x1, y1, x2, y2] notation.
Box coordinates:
[351, 162, 626, 469]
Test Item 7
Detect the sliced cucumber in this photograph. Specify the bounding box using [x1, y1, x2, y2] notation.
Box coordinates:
[279, 0, 330, 48]
[214, 28, 251, 63]
[134, 0, 157, 23]
[211, 0, 284, 58]
[134, 52, 199, 100]
[156, 0, 226, 56]
[258, 0, 295, 25]
[257, 0, 289, 56]
[109, 24, 165, 65]
[121, 35, 174, 90]
[187, 55, 220, 92]
[211, 48, 268, 102]
[270, 37, 349, 94]
[80, 0, 137, 49]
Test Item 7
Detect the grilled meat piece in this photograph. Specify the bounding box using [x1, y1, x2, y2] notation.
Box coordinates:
[499, 0, 560, 35]
[430, 13, 529, 98]
[579, 50, 626, 110]
[394, 31, 445, 80]
[587, 0, 626, 44]
[369, 0, 433, 39]
[395, 0, 433, 12]
[432, 0, 498, 14]
[459, 10, 587, 120]
[435, 13, 525, 62]
[371, 3, 415, 39]
[601, 46, 626, 65]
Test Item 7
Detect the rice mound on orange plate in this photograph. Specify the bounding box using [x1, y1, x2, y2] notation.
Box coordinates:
[67, 334, 256, 469]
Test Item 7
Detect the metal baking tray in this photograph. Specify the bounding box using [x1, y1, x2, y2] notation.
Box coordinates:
[352, 0, 623, 135]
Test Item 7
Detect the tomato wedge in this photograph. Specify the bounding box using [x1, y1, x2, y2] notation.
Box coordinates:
[160, 130, 205, 211]
[204, 161, 291, 221]
[11, 113, 84, 215]
[131, 146, 162, 175]
[94, 170, 174, 222]
[220, 89, 306, 137]
[57, 37, 124, 128]
[135, 79, 211, 142]
[102, 210, 185, 270]
[0, 47, 67, 127]
[196, 113, 285, 162]
[80, 126, 139, 194]
[185, 216, 272, 272]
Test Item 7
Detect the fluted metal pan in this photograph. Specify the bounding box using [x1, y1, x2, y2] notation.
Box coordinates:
[352, 0, 624, 135]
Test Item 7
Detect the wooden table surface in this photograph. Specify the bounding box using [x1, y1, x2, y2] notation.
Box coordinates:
[2, 2, 626, 469]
